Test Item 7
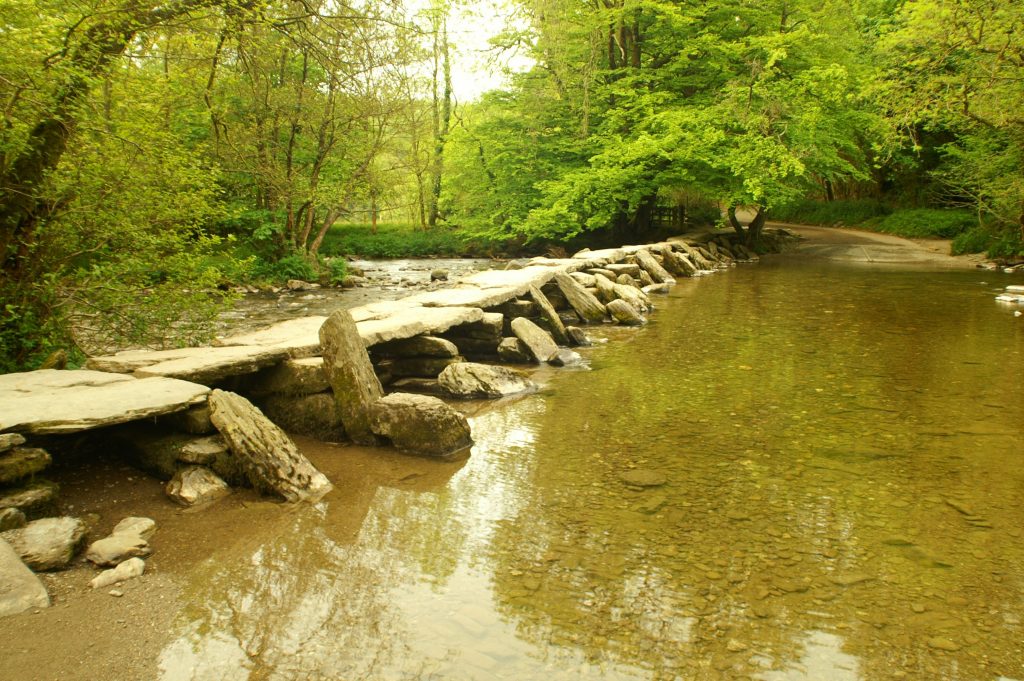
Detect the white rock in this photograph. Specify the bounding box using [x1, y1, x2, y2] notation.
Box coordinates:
[90, 557, 145, 589]
[166, 466, 230, 507]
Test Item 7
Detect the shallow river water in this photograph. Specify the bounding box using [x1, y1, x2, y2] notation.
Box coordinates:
[145, 255, 1024, 681]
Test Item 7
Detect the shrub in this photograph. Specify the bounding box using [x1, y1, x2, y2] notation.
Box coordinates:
[253, 253, 317, 282]
[870, 208, 976, 239]
[770, 199, 891, 226]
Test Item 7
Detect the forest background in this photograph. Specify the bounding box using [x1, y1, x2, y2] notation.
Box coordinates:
[1, 0, 1022, 371]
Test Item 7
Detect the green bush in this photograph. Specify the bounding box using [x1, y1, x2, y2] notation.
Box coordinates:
[319, 222, 509, 258]
[253, 253, 317, 282]
[771, 199, 891, 226]
[870, 208, 976, 239]
[324, 257, 348, 285]
[951, 226, 992, 255]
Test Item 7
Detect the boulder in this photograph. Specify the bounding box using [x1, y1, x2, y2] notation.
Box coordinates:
[319, 310, 384, 445]
[85, 533, 150, 567]
[377, 356, 462, 378]
[0, 538, 49, 616]
[587, 268, 617, 282]
[634, 249, 675, 284]
[527, 284, 571, 346]
[430, 268, 449, 281]
[369, 393, 473, 457]
[445, 313, 504, 341]
[260, 393, 344, 441]
[674, 242, 715, 270]
[90, 557, 145, 590]
[510, 317, 559, 363]
[616, 273, 638, 287]
[0, 508, 26, 532]
[178, 436, 229, 466]
[160, 404, 216, 435]
[548, 349, 583, 367]
[496, 299, 536, 319]
[593, 275, 616, 304]
[0, 447, 51, 485]
[608, 299, 646, 326]
[606, 263, 641, 278]
[497, 337, 533, 364]
[638, 269, 655, 286]
[1, 517, 86, 571]
[613, 283, 652, 313]
[166, 466, 230, 507]
[565, 326, 592, 347]
[437, 362, 535, 399]
[373, 335, 459, 359]
[0, 480, 58, 519]
[0, 434, 26, 453]
[208, 390, 332, 502]
[657, 246, 697, 276]
[248, 358, 330, 396]
[112, 517, 157, 541]
[553, 272, 607, 323]
[569, 272, 597, 288]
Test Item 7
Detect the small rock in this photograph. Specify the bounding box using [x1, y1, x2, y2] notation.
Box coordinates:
[86, 534, 151, 568]
[726, 639, 748, 652]
[109, 590, 124, 597]
[0, 508, 26, 532]
[565, 327, 592, 347]
[166, 466, 230, 507]
[496, 337, 533, 364]
[112, 517, 157, 541]
[926, 637, 960, 652]
[1, 517, 86, 571]
[90, 557, 146, 589]
[430, 269, 448, 281]
[510, 317, 558, 363]
[438, 362, 535, 399]
[286, 279, 319, 291]
[0, 480, 58, 519]
[607, 299, 646, 325]
[178, 436, 229, 466]
[619, 470, 667, 488]
[0, 433, 26, 453]
[547, 349, 583, 367]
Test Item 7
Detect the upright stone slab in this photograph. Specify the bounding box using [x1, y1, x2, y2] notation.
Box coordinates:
[553, 272, 607, 324]
[510, 317, 559, 363]
[613, 283, 651, 314]
[208, 390, 332, 502]
[594, 275, 616, 304]
[608, 299, 646, 326]
[0, 538, 49, 617]
[319, 310, 384, 445]
[634, 249, 676, 284]
[527, 285, 570, 346]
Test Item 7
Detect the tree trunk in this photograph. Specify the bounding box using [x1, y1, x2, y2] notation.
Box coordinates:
[727, 205, 745, 238]
[427, 14, 452, 229]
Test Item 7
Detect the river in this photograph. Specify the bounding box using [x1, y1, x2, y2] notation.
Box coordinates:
[3, 239, 1023, 681]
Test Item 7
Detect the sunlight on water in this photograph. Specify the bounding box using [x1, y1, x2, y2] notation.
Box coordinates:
[160, 259, 1024, 680]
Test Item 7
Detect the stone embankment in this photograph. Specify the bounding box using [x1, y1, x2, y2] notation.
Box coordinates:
[0, 232, 761, 616]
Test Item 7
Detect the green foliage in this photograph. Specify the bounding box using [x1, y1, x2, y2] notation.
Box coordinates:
[253, 253, 317, 282]
[318, 223, 507, 258]
[770, 200, 892, 226]
[870, 209, 976, 239]
[324, 258, 348, 285]
[952, 226, 1024, 258]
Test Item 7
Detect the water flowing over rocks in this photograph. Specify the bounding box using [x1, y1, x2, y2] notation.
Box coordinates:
[369, 393, 472, 457]
[208, 389, 332, 502]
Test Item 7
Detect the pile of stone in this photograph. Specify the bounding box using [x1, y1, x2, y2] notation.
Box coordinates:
[0, 434, 56, 527]
[0, 513, 158, 617]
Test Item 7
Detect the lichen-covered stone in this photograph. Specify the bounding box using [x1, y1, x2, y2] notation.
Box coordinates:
[553, 272, 606, 324]
[320, 310, 384, 445]
[528, 284, 571, 346]
[565, 327, 592, 347]
[209, 390, 332, 502]
[248, 357, 330, 396]
[369, 393, 472, 458]
[0, 434, 26, 453]
[608, 299, 646, 326]
[497, 337, 532, 364]
[634, 249, 675, 284]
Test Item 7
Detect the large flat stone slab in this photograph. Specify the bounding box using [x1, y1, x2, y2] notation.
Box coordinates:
[358, 306, 485, 347]
[0, 370, 209, 435]
[132, 346, 291, 384]
[212, 316, 328, 357]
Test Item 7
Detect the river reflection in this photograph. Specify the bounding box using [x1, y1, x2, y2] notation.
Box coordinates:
[159, 259, 1024, 680]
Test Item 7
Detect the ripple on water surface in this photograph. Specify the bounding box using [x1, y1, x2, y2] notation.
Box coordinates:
[160, 260, 1024, 681]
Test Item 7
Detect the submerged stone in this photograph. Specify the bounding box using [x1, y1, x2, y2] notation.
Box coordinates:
[619, 470, 667, 488]
[369, 393, 473, 457]
[438, 362, 535, 399]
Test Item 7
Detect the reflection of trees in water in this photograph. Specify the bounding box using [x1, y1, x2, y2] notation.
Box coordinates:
[484, 265, 1024, 680]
